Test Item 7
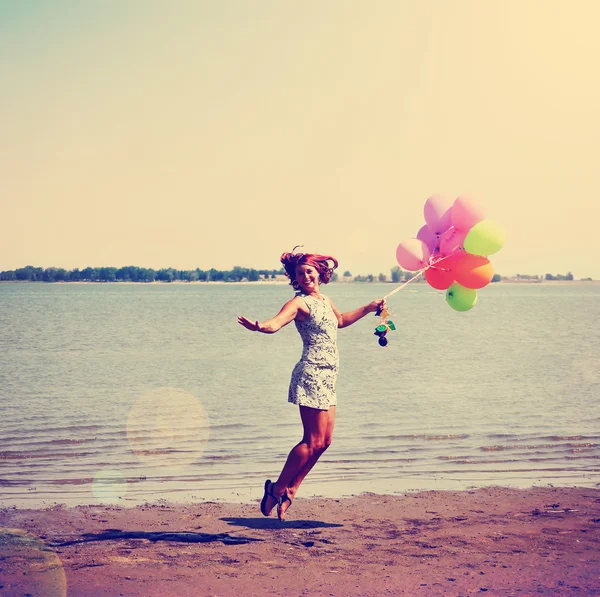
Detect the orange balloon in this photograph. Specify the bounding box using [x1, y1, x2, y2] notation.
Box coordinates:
[425, 264, 455, 290]
[453, 253, 493, 289]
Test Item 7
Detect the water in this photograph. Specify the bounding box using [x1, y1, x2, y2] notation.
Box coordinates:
[1, 281, 598, 508]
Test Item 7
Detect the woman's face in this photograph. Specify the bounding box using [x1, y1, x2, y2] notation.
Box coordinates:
[295, 263, 319, 293]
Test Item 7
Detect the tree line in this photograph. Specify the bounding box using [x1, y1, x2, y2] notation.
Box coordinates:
[0, 264, 578, 284]
[512, 273, 576, 281]
[1, 264, 423, 283]
[0, 265, 285, 283]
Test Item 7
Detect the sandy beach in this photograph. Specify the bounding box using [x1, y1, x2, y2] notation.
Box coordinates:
[1, 486, 599, 596]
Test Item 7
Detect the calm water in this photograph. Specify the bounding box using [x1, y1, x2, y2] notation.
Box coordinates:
[1, 281, 598, 508]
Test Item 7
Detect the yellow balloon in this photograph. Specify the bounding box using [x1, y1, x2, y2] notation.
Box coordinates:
[464, 220, 505, 256]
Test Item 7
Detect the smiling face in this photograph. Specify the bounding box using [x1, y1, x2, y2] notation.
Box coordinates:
[295, 263, 320, 293]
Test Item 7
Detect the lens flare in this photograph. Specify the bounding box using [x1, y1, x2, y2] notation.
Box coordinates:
[126, 387, 210, 470]
[0, 529, 67, 597]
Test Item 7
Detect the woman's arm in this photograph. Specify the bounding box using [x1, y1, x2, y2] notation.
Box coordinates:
[238, 297, 306, 334]
[329, 298, 386, 329]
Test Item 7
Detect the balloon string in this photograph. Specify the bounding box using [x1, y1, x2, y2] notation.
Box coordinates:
[383, 270, 424, 300]
[426, 250, 460, 271]
[382, 248, 463, 301]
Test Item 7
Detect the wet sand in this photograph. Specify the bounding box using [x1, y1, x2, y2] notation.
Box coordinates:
[1, 486, 599, 596]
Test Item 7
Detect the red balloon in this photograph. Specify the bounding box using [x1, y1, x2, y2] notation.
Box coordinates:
[424, 258, 456, 289]
[453, 253, 493, 289]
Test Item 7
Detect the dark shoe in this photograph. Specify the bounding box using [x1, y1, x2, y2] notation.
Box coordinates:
[277, 490, 293, 521]
[260, 479, 279, 517]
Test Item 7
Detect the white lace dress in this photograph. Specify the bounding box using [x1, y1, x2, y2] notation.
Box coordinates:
[288, 293, 339, 410]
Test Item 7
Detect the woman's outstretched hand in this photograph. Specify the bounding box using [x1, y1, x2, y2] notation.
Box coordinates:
[238, 316, 262, 332]
[367, 298, 387, 314]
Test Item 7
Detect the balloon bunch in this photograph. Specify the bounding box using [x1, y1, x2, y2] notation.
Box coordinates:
[373, 306, 396, 347]
[394, 195, 505, 311]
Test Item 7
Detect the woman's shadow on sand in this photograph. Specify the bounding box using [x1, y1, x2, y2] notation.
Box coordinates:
[51, 530, 262, 547]
[48, 521, 343, 548]
[220, 517, 343, 530]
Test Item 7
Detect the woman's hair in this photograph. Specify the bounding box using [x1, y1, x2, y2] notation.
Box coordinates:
[280, 248, 339, 290]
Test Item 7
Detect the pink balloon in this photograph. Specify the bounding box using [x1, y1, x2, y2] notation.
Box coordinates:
[396, 238, 431, 271]
[452, 194, 485, 231]
[416, 224, 438, 254]
[424, 194, 453, 235]
[439, 227, 468, 257]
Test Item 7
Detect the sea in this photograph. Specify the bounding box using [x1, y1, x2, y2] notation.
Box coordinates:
[1, 281, 598, 508]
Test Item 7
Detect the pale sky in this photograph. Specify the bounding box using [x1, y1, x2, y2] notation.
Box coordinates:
[2, 1, 599, 278]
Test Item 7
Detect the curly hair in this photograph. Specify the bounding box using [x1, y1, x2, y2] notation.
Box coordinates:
[280, 248, 339, 290]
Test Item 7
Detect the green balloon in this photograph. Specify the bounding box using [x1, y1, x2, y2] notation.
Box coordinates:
[463, 220, 505, 256]
[446, 283, 478, 312]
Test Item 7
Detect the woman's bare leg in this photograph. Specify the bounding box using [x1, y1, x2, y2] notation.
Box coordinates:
[287, 406, 335, 496]
[263, 406, 334, 516]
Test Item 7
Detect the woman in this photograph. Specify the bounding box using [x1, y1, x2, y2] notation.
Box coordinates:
[238, 249, 385, 520]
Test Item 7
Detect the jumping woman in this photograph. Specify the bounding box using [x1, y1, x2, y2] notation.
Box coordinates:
[238, 249, 385, 520]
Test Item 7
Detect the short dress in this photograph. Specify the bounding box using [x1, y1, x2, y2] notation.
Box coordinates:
[288, 293, 340, 410]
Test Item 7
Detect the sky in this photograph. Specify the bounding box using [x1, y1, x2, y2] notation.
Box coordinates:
[1, 0, 599, 279]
